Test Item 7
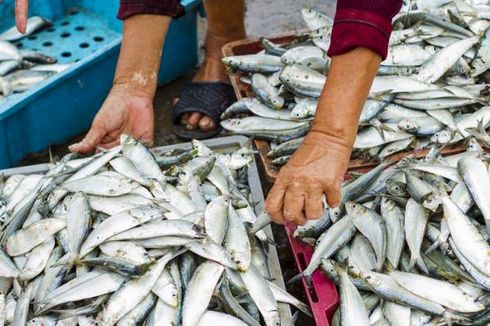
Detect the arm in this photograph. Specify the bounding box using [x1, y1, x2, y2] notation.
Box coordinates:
[265, 0, 402, 225]
[69, 15, 170, 152]
[112, 14, 170, 99]
[265, 48, 381, 225]
[14, 0, 180, 153]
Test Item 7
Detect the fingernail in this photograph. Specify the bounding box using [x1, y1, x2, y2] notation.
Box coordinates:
[68, 144, 77, 151]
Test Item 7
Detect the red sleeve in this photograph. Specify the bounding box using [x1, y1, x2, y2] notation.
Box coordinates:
[327, 0, 403, 59]
[117, 0, 185, 20]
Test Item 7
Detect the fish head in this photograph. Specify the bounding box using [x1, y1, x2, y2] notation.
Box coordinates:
[191, 139, 214, 157]
[120, 133, 138, 146]
[265, 312, 281, 326]
[328, 206, 342, 223]
[431, 130, 454, 144]
[301, 7, 317, 21]
[227, 152, 253, 170]
[467, 137, 483, 152]
[270, 97, 285, 109]
[320, 258, 336, 276]
[122, 178, 139, 189]
[233, 253, 251, 272]
[291, 104, 309, 120]
[344, 201, 365, 216]
[380, 196, 396, 209]
[362, 271, 382, 287]
[27, 318, 45, 326]
[386, 179, 408, 197]
[27, 316, 57, 326]
[398, 119, 418, 132]
[222, 56, 238, 67]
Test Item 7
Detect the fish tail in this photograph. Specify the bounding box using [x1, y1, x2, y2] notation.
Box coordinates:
[408, 254, 416, 271]
[287, 272, 305, 285]
[297, 302, 313, 317]
[424, 240, 440, 255]
[444, 311, 471, 325]
[416, 257, 429, 274]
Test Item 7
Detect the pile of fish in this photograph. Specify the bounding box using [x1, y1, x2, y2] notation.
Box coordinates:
[250, 145, 490, 325]
[220, 1, 490, 166]
[0, 134, 309, 325]
[0, 17, 70, 101]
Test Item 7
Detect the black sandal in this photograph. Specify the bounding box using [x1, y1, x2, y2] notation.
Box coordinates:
[172, 81, 236, 140]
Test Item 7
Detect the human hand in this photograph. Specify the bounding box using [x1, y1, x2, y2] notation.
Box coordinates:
[265, 130, 351, 225]
[69, 85, 154, 154]
[15, 0, 28, 34]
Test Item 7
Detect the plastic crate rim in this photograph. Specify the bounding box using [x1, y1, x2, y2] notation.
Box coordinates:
[0, 38, 121, 120]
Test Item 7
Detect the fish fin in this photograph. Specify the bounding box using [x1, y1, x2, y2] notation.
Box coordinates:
[443, 312, 472, 325]
[288, 271, 312, 286]
[287, 273, 303, 285]
[292, 311, 300, 324]
[296, 302, 313, 318]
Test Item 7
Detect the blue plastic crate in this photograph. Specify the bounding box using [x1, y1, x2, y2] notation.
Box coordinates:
[0, 0, 202, 168]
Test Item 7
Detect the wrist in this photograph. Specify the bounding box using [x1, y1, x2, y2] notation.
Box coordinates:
[110, 79, 155, 101]
[112, 74, 157, 99]
[306, 128, 351, 150]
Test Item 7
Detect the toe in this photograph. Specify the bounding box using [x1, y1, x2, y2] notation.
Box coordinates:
[187, 112, 203, 128]
[180, 113, 190, 125]
[199, 116, 216, 131]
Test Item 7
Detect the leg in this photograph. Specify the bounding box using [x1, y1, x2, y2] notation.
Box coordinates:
[181, 0, 246, 131]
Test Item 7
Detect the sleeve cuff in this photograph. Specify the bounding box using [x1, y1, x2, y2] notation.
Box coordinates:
[117, 1, 185, 20]
[327, 9, 394, 60]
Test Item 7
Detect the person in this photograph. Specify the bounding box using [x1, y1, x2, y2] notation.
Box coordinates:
[14, 0, 402, 226]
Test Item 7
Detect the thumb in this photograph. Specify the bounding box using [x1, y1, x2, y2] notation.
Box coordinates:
[15, 0, 28, 34]
[69, 125, 106, 154]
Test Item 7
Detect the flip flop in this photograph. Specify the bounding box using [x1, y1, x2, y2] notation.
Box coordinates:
[172, 81, 236, 140]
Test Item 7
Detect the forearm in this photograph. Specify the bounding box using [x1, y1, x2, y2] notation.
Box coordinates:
[113, 14, 171, 98]
[312, 47, 381, 148]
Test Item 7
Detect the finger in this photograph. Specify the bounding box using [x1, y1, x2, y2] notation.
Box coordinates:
[199, 116, 215, 131]
[68, 125, 106, 154]
[138, 134, 154, 147]
[15, 0, 28, 34]
[305, 189, 324, 220]
[98, 139, 121, 150]
[283, 187, 307, 226]
[187, 112, 202, 128]
[324, 179, 342, 208]
[265, 182, 287, 224]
